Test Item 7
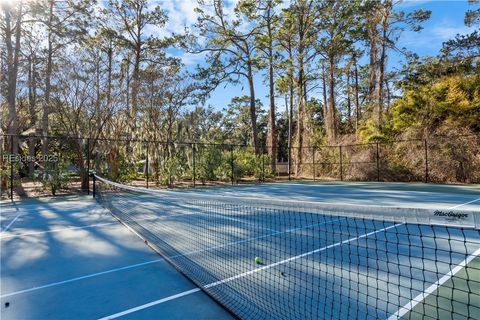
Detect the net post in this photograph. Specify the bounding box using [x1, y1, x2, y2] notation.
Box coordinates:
[230, 145, 234, 185]
[192, 143, 196, 188]
[312, 146, 315, 181]
[424, 139, 428, 183]
[9, 134, 13, 200]
[339, 145, 343, 181]
[376, 142, 380, 182]
[87, 137, 90, 195]
[146, 142, 149, 189]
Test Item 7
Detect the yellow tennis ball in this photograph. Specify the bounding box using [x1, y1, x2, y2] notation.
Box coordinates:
[255, 257, 262, 264]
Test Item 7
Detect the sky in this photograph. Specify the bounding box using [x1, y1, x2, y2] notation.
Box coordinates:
[154, 0, 477, 112]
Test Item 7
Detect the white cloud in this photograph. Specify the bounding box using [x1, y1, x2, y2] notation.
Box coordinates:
[431, 25, 475, 41]
[179, 51, 208, 65]
[398, 17, 475, 53]
[159, 0, 199, 34]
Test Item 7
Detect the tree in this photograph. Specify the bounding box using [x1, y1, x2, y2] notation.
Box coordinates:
[442, 0, 480, 61]
[276, 9, 296, 175]
[375, 1, 430, 128]
[31, 0, 92, 157]
[1, 0, 24, 154]
[193, 0, 263, 154]
[245, 0, 282, 170]
[109, 0, 174, 135]
[223, 96, 266, 146]
[284, 0, 317, 175]
[315, 0, 360, 144]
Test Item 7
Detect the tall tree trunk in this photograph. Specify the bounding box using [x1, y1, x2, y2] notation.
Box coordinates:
[321, 62, 328, 123]
[287, 64, 295, 175]
[3, 1, 24, 197]
[247, 61, 259, 154]
[42, 0, 54, 158]
[28, 55, 37, 129]
[131, 47, 140, 133]
[267, 17, 276, 172]
[377, 15, 388, 130]
[346, 69, 351, 120]
[4, 2, 22, 154]
[354, 59, 360, 141]
[107, 46, 113, 107]
[295, 58, 305, 176]
[28, 55, 38, 177]
[367, 15, 378, 107]
[327, 57, 337, 144]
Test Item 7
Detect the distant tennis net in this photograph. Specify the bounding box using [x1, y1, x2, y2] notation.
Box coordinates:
[92, 174, 480, 319]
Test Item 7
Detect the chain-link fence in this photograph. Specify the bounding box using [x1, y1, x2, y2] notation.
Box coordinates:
[1, 134, 479, 200]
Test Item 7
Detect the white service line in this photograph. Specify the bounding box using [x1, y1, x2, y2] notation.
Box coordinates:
[98, 222, 403, 320]
[447, 197, 480, 209]
[97, 289, 201, 320]
[0, 259, 163, 298]
[388, 247, 480, 320]
[387, 198, 480, 319]
[1, 213, 21, 233]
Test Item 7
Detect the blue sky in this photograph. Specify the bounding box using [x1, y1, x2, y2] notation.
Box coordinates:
[157, 0, 477, 111]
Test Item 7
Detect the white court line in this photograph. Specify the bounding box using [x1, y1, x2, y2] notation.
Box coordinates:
[447, 197, 480, 209]
[1, 213, 21, 233]
[387, 197, 480, 319]
[0, 215, 158, 240]
[0, 259, 163, 298]
[98, 289, 201, 320]
[98, 222, 403, 320]
[0, 221, 119, 239]
[0, 216, 340, 298]
[388, 247, 480, 320]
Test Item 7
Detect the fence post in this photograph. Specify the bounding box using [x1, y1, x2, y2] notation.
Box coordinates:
[146, 142, 149, 188]
[312, 146, 316, 181]
[192, 143, 196, 188]
[230, 145, 234, 185]
[339, 145, 343, 181]
[262, 152, 265, 182]
[9, 135, 13, 200]
[288, 146, 291, 181]
[376, 142, 380, 182]
[87, 138, 90, 195]
[424, 139, 428, 183]
[91, 173, 96, 198]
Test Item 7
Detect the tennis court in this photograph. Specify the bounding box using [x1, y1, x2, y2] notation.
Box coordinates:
[1, 179, 479, 319]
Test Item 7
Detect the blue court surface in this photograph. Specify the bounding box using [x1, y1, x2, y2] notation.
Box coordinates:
[1, 181, 479, 320]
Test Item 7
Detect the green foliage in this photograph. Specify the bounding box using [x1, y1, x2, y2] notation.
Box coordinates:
[234, 148, 271, 180]
[196, 145, 225, 183]
[42, 159, 70, 196]
[357, 118, 392, 143]
[110, 153, 137, 183]
[159, 156, 183, 186]
[390, 75, 480, 134]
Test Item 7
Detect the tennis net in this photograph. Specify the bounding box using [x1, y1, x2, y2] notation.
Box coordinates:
[93, 174, 480, 320]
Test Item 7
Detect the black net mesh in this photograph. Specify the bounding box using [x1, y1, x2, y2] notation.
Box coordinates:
[93, 175, 480, 320]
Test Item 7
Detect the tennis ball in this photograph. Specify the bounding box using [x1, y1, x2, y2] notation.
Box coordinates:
[254, 257, 262, 264]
